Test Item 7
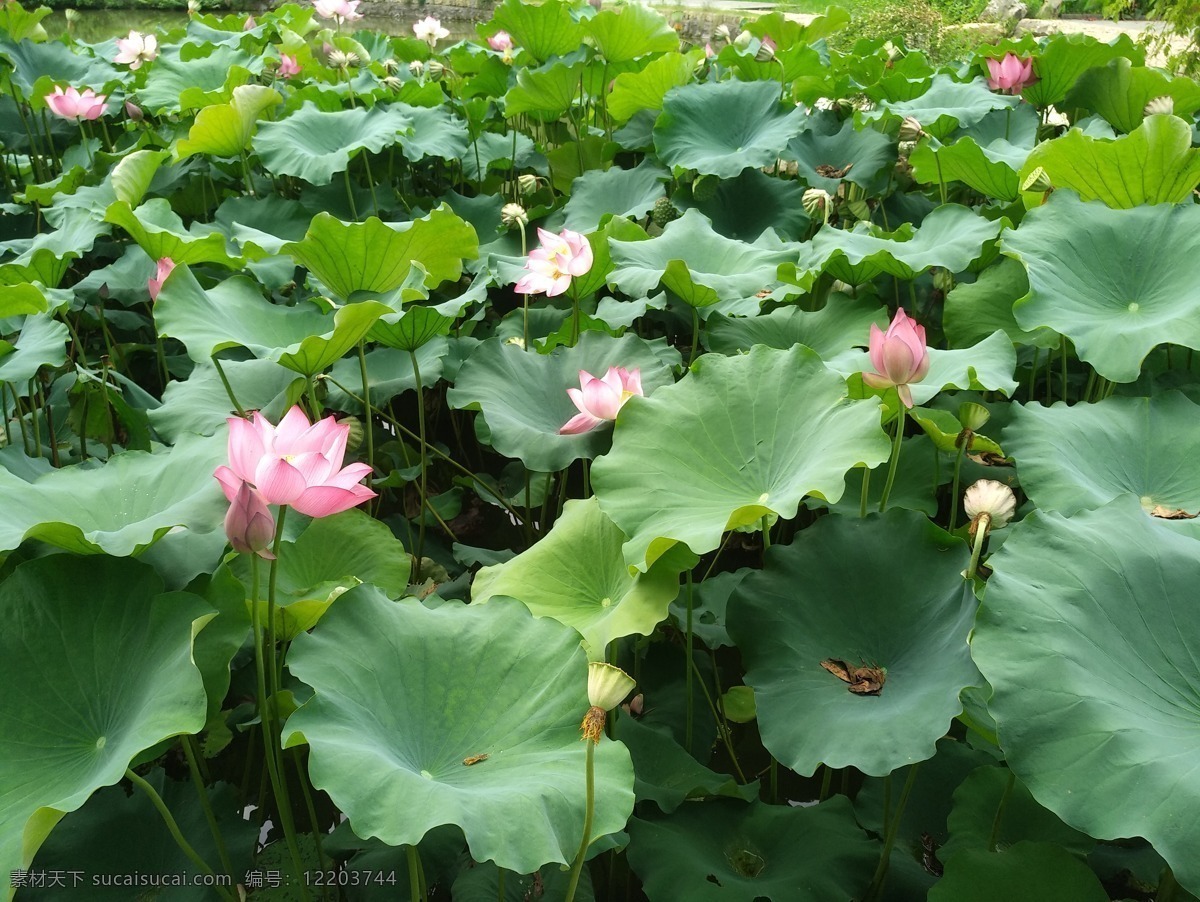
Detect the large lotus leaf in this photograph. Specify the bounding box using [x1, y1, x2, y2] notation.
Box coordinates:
[472, 497, 694, 657]
[174, 84, 282, 160]
[395, 104, 470, 163]
[139, 45, 261, 113]
[607, 51, 697, 123]
[154, 266, 389, 376]
[560, 161, 667, 233]
[727, 510, 975, 776]
[447, 332, 679, 473]
[863, 75, 1019, 140]
[326, 338, 447, 414]
[627, 797, 877, 901]
[1065, 58, 1200, 134]
[1018, 115, 1200, 208]
[584, 3, 677, 63]
[653, 80, 808, 179]
[0, 3, 49, 42]
[607, 208, 794, 307]
[0, 556, 210, 888]
[788, 204, 1002, 287]
[0, 431, 226, 556]
[704, 295, 885, 358]
[930, 842, 1109, 902]
[282, 590, 635, 873]
[503, 60, 585, 120]
[684, 168, 811, 243]
[1002, 191, 1200, 382]
[0, 34, 119, 95]
[0, 208, 108, 287]
[103, 200, 241, 268]
[0, 314, 67, 388]
[1004, 393, 1200, 518]
[783, 112, 895, 194]
[1018, 32, 1143, 108]
[109, 149, 171, 208]
[973, 496, 1200, 893]
[283, 207, 478, 298]
[489, 0, 583, 63]
[253, 103, 413, 185]
[943, 257, 1058, 349]
[910, 107, 1037, 201]
[591, 344, 890, 570]
[148, 359, 298, 442]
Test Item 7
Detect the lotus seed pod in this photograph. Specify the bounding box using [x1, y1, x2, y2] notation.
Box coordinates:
[426, 60, 445, 81]
[1021, 166, 1053, 194]
[957, 401, 990, 432]
[651, 196, 680, 227]
[587, 662, 635, 711]
[898, 116, 925, 143]
[714, 23, 732, 43]
[381, 57, 400, 74]
[963, 479, 1017, 530]
[408, 59, 425, 77]
[517, 173, 539, 196]
[64, 7, 80, 22]
[500, 202, 528, 230]
[1144, 95, 1173, 116]
[754, 36, 776, 63]
[733, 29, 752, 50]
[881, 40, 903, 61]
[381, 76, 402, 92]
[691, 173, 720, 202]
[802, 187, 831, 218]
[932, 268, 954, 294]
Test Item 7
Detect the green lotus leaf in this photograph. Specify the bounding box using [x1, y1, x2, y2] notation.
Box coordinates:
[943, 257, 1058, 349]
[174, 84, 282, 160]
[0, 556, 210, 887]
[503, 60, 585, 120]
[326, 338, 447, 414]
[192, 563, 253, 720]
[451, 860, 593, 901]
[489, 0, 584, 64]
[863, 75, 1019, 140]
[0, 431, 226, 556]
[607, 209, 794, 307]
[1018, 115, 1200, 208]
[584, 3, 677, 63]
[395, 104, 469, 163]
[654, 81, 807, 179]
[154, 265, 389, 375]
[1017, 32, 1144, 109]
[369, 305, 456, 352]
[607, 51, 697, 123]
[283, 207, 478, 299]
[139, 45, 261, 114]
[1004, 393, 1200, 518]
[1002, 191, 1200, 382]
[684, 168, 811, 242]
[561, 161, 667, 233]
[940, 766, 1094, 862]
[667, 569, 747, 650]
[569, 215, 649, 300]
[932, 842, 1109, 901]
[821, 436, 942, 517]
[727, 510, 975, 776]
[910, 107, 1037, 201]
[1065, 58, 1200, 134]
[460, 130, 539, 181]
[472, 496, 695, 657]
[627, 797, 877, 901]
[447, 332, 679, 473]
[282, 590, 635, 873]
[109, 149, 170, 208]
[722, 42, 827, 86]
[230, 509, 409, 640]
[0, 34, 119, 96]
[0, 314, 67, 388]
[592, 344, 890, 570]
[787, 204, 1002, 288]
[704, 294, 886, 358]
[973, 496, 1200, 893]
[104, 199, 241, 268]
[253, 102, 413, 186]
[784, 111, 895, 194]
[148, 359, 299, 442]
[0, 208, 108, 287]
[0, 3, 50, 42]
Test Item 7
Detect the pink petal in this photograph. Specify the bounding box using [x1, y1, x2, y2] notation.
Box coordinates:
[867, 323, 887, 375]
[226, 417, 266, 483]
[255, 457, 308, 505]
[897, 383, 914, 408]
[514, 272, 554, 295]
[862, 371, 895, 391]
[213, 465, 243, 502]
[543, 273, 572, 297]
[579, 376, 621, 420]
[566, 386, 590, 415]
[325, 462, 374, 488]
[620, 367, 643, 396]
[273, 405, 315, 449]
[880, 336, 917, 384]
[600, 367, 625, 394]
[290, 484, 376, 518]
[559, 411, 605, 435]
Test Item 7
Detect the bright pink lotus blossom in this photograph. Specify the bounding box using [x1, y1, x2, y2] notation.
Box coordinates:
[313, 0, 362, 23]
[413, 15, 449, 47]
[114, 30, 158, 69]
[213, 405, 377, 518]
[487, 30, 513, 52]
[514, 228, 594, 297]
[559, 367, 643, 435]
[45, 86, 107, 121]
[986, 53, 1035, 94]
[278, 53, 301, 77]
[148, 257, 175, 301]
[862, 308, 930, 408]
[224, 481, 276, 559]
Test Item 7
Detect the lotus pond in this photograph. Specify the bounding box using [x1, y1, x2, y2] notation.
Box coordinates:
[3, 1, 1200, 899]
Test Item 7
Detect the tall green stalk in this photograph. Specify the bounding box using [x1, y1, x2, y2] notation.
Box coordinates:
[410, 350, 428, 581]
[564, 739, 596, 902]
[878, 405, 905, 513]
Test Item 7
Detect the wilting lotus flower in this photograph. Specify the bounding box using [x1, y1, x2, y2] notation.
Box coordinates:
[312, 0, 361, 23]
[224, 481, 276, 559]
[278, 53, 301, 77]
[487, 30, 513, 53]
[213, 405, 377, 517]
[559, 367, 643, 435]
[862, 308, 930, 408]
[514, 228, 593, 297]
[114, 30, 158, 69]
[986, 53, 1035, 94]
[45, 85, 107, 121]
[413, 15, 449, 47]
[148, 257, 175, 300]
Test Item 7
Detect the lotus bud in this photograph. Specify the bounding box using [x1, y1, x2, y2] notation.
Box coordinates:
[733, 29, 752, 50]
[517, 173, 539, 196]
[381, 75, 402, 92]
[932, 268, 954, 294]
[898, 116, 925, 143]
[714, 23, 732, 43]
[426, 59, 446, 81]
[1144, 95, 1173, 117]
[754, 35, 776, 63]
[1021, 166, 1053, 194]
[408, 59, 425, 77]
[124, 100, 143, 121]
[957, 401, 990, 432]
[581, 662, 635, 742]
[964, 479, 1017, 539]
[802, 187, 831, 221]
[500, 202, 528, 230]
[381, 57, 400, 75]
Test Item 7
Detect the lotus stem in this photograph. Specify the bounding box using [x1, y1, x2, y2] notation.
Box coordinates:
[878, 405, 905, 513]
[1157, 866, 1181, 902]
[685, 570, 694, 752]
[564, 738, 596, 902]
[865, 763, 920, 901]
[859, 467, 871, 518]
[819, 765, 833, 801]
[987, 769, 1017, 851]
[181, 735, 235, 881]
[688, 654, 748, 783]
[357, 341, 375, 513]
[211, 356, 245, 416]
[343, 166, 359, 220]
[967, 513, 991, 581]
[406, 845, 426, 902]
[410, 350, 428, 582]
[949, 441, 966, 532]
[690, 305, 700, 364]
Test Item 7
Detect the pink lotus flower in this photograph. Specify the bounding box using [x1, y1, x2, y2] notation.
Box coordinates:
[45, 86, 107, 122]
[559, 367, 643, 435]
[148, 257, 175, 301]
[224, 481, 276, 559]
[413, 15, 449, 47]
[514, 228, 594, 297]
[114, 30, 158, 69]
[312, 0, 362, 23]
[213, 405, 377, 518]
[487, 30, 513, 52]
[986, 53, 1035, 95]
[278, 53, 301, 77]
[862, 309, 930, 408]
